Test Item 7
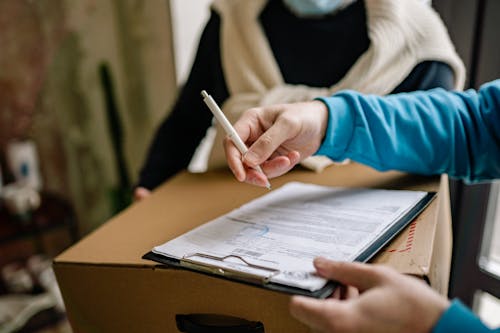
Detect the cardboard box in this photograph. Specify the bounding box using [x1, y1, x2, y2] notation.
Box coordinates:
[54, 163, 451, 333]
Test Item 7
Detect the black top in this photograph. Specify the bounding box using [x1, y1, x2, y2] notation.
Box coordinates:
[137, 0, 455, 190]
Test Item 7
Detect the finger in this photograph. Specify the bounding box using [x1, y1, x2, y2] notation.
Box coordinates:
[331, 286, 342, 300]
[343, 285, 359, 299]
[268, 145, 293, 160]
[232, 109, 258, 142]
[244, 150, 300, 186]
[243, 119, 296, 168]
[314, 258, 386, 292]
[224, 136, 246, 182]
[243, 155, 292, 187]
[227, 108, 270, 182]
[261, 151, 301, 178]
[290, 296, 340, 332]
[330, 285, 357, 300]
[245, 168, 271, 188]
[288, 150, 301, 165]
[232, 108, 269, 143]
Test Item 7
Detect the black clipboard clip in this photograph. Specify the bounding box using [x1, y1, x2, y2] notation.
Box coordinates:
[180, 252, 280, 285]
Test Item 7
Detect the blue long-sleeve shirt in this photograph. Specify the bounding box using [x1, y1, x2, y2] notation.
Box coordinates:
[317, 80, 500, 332]
[432, 300, 498, 333]
[316, 80, 500, 183]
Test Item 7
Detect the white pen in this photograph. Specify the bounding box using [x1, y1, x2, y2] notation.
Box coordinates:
[201, 90, 271, 190]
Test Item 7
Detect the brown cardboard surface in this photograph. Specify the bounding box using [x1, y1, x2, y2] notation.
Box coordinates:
[56, 264, 307, 333]
[373, 175, 452, 294]
[54, 163, 451, 333]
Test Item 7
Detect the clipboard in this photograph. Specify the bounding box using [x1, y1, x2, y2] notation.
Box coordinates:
[143, 251, 338, 298]
[143, 188, 436, 299]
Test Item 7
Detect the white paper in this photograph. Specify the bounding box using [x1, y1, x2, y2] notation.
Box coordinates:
[153, 182, 427, 291]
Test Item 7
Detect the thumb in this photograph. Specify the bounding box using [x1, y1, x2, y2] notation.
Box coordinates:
[243, 107, 300, 167]
[243, 122, 293, 168]
[314, 257, 386, 292]
[290, 296, 344, 332]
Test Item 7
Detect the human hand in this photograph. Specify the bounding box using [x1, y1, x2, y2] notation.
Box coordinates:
[224, 101, 329, 187]
[289, 258, 450, 333]
[133, 187, 151, 201]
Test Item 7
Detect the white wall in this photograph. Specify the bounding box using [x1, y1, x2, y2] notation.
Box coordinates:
[170, 0, 213, 85]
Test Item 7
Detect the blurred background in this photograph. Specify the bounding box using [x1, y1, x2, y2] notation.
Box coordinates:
[0, 0, 498, 332]
[0, 1, 210, 331]
[0, 0, 211, 239]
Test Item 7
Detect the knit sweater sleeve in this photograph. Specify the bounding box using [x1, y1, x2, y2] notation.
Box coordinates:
[137, 11, 229, 190]
[432, 300, 499, 333]
[315, 80, 500, 182]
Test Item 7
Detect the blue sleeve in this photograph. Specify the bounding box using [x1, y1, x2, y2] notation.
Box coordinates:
[316, 80, 500, 183]
[432, 300, 499, 333]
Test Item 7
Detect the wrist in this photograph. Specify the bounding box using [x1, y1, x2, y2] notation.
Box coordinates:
[310, 100, 329, 144]
[430, 299, 491, 333]
[314, 95, 355, 160]
[425, 298, 451, 332]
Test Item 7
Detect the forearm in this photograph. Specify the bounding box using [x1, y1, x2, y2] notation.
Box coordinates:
[138, 76, 217, 189]
[137, 10, 228, 190]
[316, 80, 500, 182]
[391, 61, 455, 93]
[137, 115, 203, 189]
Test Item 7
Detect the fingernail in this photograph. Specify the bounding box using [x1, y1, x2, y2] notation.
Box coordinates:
[246, 175, 261, 187]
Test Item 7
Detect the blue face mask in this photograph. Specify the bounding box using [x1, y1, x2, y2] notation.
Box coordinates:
[283, 0, 355, 17]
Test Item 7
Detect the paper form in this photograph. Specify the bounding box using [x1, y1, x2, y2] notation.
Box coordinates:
[153, 182, 427, 291]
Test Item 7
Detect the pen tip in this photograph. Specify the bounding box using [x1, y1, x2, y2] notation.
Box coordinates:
[201, 90, 208, 98]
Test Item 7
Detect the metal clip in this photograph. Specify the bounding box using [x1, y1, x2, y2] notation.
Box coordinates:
[180, 252, 280, 284]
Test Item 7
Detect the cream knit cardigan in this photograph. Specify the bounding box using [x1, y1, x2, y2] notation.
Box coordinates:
[188, 0, 465, 172]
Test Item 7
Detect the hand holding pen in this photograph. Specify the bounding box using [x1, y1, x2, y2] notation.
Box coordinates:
[201, 91, 272, 189]
[202, 91, 329, 188]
